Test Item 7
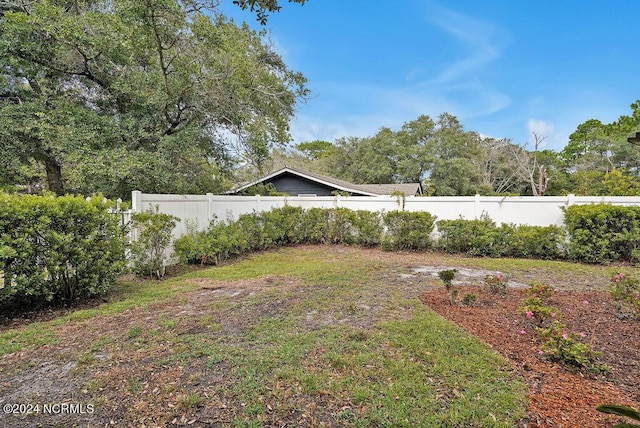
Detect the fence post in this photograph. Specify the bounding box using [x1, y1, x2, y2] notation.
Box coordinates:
[132, 190, 142, 213]
[255, 194, 261, 212]
[206, 193, 214, 223]
[474, 194, 481, 219]
[567, 193, 575, 207]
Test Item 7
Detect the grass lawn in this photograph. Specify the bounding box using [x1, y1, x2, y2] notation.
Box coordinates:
[1, 245, 627, 427]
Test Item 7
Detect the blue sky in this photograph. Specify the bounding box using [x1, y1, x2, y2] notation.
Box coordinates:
[220, 1, 640, 152]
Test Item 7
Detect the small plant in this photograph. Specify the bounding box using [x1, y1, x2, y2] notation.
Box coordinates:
[131, 205, 179, 279]
[438, 269, 456, 289]
[519, 296, 558, 327]
[610, 273, 640, 319]
[539, 321, 608, 373]
[438, 269, 458, 305]
[526, 283, 555, 301]
[178, 392, 204, 409]
[596, 404, 640, 427]
[484, 273, 508, 294]
[462, 293, 477, 306]
[519, 283, 559, 327]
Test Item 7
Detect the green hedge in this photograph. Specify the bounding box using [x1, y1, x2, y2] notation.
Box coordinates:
[437, 216, 566, 259]
[564, 204, 640, 264]
[175, 204, 640, 267]
[173, 207, 434, 265]
[0, 194, 127, 314]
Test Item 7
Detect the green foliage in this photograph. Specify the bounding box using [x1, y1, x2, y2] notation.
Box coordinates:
[174, 207, 420, 265]
[325, 208, 357, 245]
[380, 211, 435, 251]
[462, 293, 477, 306]
[539, 321, 608, 373]
[520, 296, 558, 328]
[130, 207, 178, 279]
[437, 216, 506, 257]
[297, 208, 329, 244]
[502, 224, 567, 260]
[609, 273, 640, 319]
[0, 0, 308, 198]
[438, 217, 567, 259]
[438, 269, 458, 305]
[527, 283, 556, 301]
[171, 220, 207, 265]
[519, 284, 558, 327]
[597, 404, 640, 428]
[0, 193, 126, 314]
[438, 269, 457, 290]
[325, 209, 383, 246]
[237, 183, 286, 196]
[564, 204, 640, 264]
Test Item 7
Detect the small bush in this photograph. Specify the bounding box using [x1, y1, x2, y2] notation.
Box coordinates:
[462, 293, 477, 306]
[326, 208, 357, 244]
[539, 321, 608, 373]
[172, 220, 207, 265]
[351, 210, 383, 247]
[484, 273, 508, 294]
[503, 224, 567, 260]
[609, 273, 640, 319]
[519, 284, 558, 327]
[436, 216, 506, 257]
[299, 208, 329, 244]
[438, 269, 458, 305]
[130, 206, 178, 279]
[381, 211, 436, 251]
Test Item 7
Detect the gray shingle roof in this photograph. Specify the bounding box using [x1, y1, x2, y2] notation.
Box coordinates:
[229, 167, 422, 196]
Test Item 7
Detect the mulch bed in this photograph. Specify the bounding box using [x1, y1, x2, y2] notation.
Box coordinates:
[420, 286, 639, 428]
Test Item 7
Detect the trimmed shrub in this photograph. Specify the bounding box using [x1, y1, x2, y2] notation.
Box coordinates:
[298, 208, 329, 244]
[381, 211, 436, 251]
[564, 204, 640, 264]
[503, 224, 567, 260]
[437, 216, 505, 257]
[438, 217, 567, 259]
[0, 194, 126, 314]
[326, 208, 357, 244]
[351, 210, 383, 246]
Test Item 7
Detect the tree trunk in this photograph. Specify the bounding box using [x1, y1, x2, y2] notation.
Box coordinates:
[45, 157, 64, 195]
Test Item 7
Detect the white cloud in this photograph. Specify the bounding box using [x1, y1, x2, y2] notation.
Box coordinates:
[526, 119, 555, 147]
[426, 3, 508, 85]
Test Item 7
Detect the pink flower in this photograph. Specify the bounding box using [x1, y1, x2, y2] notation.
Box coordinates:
[532, 293, 537, 298]
[562, 333, 568, 340]
[526, 311, 534, 319]
[579, 332, 586, 338]
[551, 312, 556, 318]
[496, 274, 503, 281]
[519, 330, 527, 335]
[583, 300, 589, 305]
[538, 350, 545, 355]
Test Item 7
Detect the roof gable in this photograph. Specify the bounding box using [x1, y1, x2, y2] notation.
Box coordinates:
[229, 167, 422, 196]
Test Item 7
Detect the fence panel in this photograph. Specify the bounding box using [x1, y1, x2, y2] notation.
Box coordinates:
[130, 191, 640, 241]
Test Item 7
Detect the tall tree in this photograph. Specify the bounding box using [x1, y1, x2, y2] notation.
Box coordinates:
[0, 0, 308, 198]
[560, 100, 640, 194]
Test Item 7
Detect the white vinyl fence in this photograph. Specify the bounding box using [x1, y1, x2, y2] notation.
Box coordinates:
[130, 191, 640, 241]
